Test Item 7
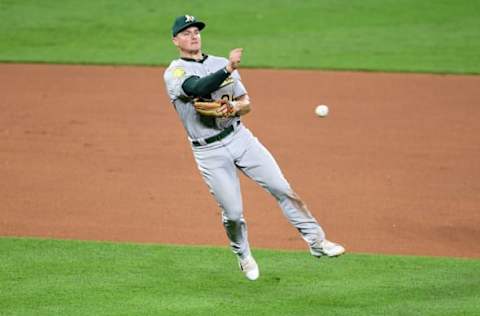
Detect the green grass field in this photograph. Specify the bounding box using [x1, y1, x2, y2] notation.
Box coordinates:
[1, 237, 479, 316]
[1, 0, 479, 73]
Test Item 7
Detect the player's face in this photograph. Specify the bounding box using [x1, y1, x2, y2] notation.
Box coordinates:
[173, 26, 202, 54]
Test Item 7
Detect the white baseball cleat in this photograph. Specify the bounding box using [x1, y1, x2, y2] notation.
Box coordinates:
[310, 239, 346, 257]
[239, 255, 260, 281]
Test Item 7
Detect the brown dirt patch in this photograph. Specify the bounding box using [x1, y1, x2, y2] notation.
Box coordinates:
[1, 63, 479, 258]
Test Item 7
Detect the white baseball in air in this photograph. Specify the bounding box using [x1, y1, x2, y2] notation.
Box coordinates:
[315, 104, 329, 117]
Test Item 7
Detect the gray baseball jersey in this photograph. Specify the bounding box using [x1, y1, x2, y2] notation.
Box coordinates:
[163, 54, 326, 260]
[164, 55, 245, 141]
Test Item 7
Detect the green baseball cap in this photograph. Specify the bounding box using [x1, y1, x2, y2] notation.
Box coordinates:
[172, 15, 206, 37]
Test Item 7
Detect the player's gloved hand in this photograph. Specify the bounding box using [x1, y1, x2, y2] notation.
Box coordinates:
[193, 99, 236, 117]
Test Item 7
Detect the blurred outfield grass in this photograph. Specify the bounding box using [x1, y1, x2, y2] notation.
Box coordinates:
[0, 0, 479, 73]
[1, 237, 479, 316]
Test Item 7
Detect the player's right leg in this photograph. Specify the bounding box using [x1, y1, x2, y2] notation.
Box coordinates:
[191, 144, 251, 260]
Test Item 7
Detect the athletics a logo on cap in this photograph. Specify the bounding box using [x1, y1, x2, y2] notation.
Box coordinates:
[185, 15, 195, 22]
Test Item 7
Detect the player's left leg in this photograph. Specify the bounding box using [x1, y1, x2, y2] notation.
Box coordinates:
[235, 128, 344, 257]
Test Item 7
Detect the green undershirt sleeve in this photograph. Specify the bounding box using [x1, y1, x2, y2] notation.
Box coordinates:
[182, 67, 230, 99]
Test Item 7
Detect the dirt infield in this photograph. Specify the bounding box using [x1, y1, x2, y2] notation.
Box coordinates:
[1, 63, 479, 258]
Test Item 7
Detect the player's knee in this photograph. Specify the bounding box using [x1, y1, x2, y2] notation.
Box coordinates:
[222, 207, 244, 222]
[268, 182, 292, 200]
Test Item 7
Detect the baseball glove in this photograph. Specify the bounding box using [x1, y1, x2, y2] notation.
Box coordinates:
[193, 99, 234, 117]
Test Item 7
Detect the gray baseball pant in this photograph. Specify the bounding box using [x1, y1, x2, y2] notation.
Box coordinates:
[192, 123, 325, 259]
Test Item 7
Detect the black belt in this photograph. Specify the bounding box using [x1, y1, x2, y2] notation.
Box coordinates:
[192, 122, 239, 147]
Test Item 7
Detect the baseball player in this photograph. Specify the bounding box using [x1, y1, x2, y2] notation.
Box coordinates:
[163, 15, 345, 281]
